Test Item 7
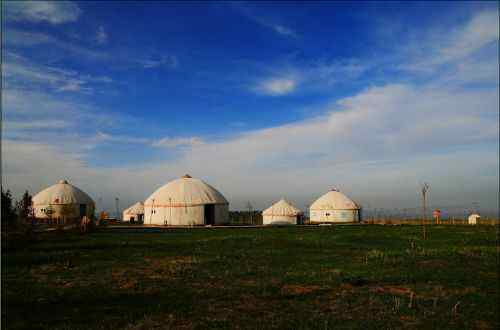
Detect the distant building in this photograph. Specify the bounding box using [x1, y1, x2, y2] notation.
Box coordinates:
[309, 188, 361, 223]
[144, 174, 229, 226]
[468, 213, 480, 225]
[122, 202, 144, 223]
[32, 180, 95, 224]
[262, 198, 302, 225]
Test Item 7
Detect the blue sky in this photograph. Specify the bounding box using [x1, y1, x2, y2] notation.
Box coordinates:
[2, 1, 499, 214]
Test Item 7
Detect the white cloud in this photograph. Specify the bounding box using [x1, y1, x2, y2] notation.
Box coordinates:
[5, 1, 81, 24]
[4, 80, 497, 212]
[250, 59, 370, 96]
[96, 26, 108, 45]
[254, 77, 298, 96]
[272, 24, 297, 37]
[152, 137, 204, 148]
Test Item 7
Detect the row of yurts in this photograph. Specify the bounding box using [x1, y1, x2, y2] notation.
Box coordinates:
[33, 174, 362, 226]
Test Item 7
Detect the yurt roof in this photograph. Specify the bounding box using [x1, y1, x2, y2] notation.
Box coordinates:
[310, 189, 360, 210]
[123, 202, 144, 215]
[262, 198, 302, 216]
[32, 180, 94, 205]
[145, 174, 228, 206]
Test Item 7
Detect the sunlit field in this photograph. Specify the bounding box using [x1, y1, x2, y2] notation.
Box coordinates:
[2, 225, 498, 329]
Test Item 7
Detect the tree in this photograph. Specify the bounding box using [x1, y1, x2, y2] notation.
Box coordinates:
[16, 190, 33, 224]
[1, 187, 17, 228]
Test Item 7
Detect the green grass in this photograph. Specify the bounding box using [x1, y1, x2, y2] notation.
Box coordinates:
[2, 225, 499, 329]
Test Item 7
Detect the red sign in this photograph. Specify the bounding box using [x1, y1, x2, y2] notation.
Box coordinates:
[432, 209, 441, 218]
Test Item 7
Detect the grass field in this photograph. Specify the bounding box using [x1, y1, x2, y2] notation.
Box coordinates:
[2, 225, 499, 329]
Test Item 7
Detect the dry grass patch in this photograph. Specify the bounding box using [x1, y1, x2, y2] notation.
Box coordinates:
[281, 284, 322, 296]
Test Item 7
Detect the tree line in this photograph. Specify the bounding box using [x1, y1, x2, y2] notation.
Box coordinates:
[1, 187, 33, 230]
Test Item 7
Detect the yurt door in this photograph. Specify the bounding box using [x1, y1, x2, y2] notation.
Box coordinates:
[204, 204, 215, 225]
[79, 204, 87, 217]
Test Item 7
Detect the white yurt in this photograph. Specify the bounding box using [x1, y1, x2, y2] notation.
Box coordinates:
[32, 180, 95, 224]
[468, 213, 480, 225]
[309, 188, 361, 223]
[262, 198, 302, 225]
[144, 174, 229, 226]
[122, 202, 145, 223]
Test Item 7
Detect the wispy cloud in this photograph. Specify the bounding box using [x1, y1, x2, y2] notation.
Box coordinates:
[402, 9, 499, 72]
[5, 120, 70, 130]
[254, 77, 298, 96]
[229, 2, 298, 38]
[5, 1, 81, 24]
[5, 29, 109, 61]
[272, 24, 296, 37]
[91, 132, 151, 145]
[251, 58, 370, 96]
[152, 137, 204, 148]
[6, 28, 178, 71]
[138, 55, 179, 69]
[440, 10, 499, 63]
[4, 52, 113, 94]
[96, 26, 108, 45]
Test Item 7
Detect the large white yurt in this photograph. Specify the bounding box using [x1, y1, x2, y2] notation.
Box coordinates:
[122, 202, 145, 223]
[144, 174, 229, 226]
[32, 180, 95, 224]
[309, 188, 361, 223]
[262, 199, 302, 225]
[468, 213, 480, 225]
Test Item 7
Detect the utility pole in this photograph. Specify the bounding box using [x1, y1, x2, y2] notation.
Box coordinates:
[421, 183, 430, 240]
[115, 197, 120, 221]
[246, 201, 253, 225]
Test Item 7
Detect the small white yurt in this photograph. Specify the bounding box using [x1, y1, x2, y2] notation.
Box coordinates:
[32, 180, 95, 224]
[144, 174, 229, 226]
[468, 213, 480, 225]
[122, 202, 144, 223]
[309, 188, 361, 223]
[262, 199, 302, 225]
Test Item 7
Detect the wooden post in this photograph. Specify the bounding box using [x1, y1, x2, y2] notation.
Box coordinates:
[421, 183, 429, 240]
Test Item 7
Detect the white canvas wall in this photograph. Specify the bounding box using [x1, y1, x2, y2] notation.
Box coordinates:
[309, 209, 359, 223]
[34, 203, 95, 220]
[144, 204, 228, 225]
[263, 215, 297, 225]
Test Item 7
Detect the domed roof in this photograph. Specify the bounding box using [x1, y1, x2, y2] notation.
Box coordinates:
[145, 175, 228, 206]
[310, 189, 360, 210]
[32, 180, 94, 205]
[262, 198, 301, 216]
[124, 202, 144, 215]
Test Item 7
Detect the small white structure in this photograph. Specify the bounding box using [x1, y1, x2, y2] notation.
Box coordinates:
[144, 174, 229, 226]
[122, 202, 144, 223]
[262, 198, 302, 225]
[309, 188, 361, 223]
[468, 213, 480, 225]
[32, 180, 95, 224]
